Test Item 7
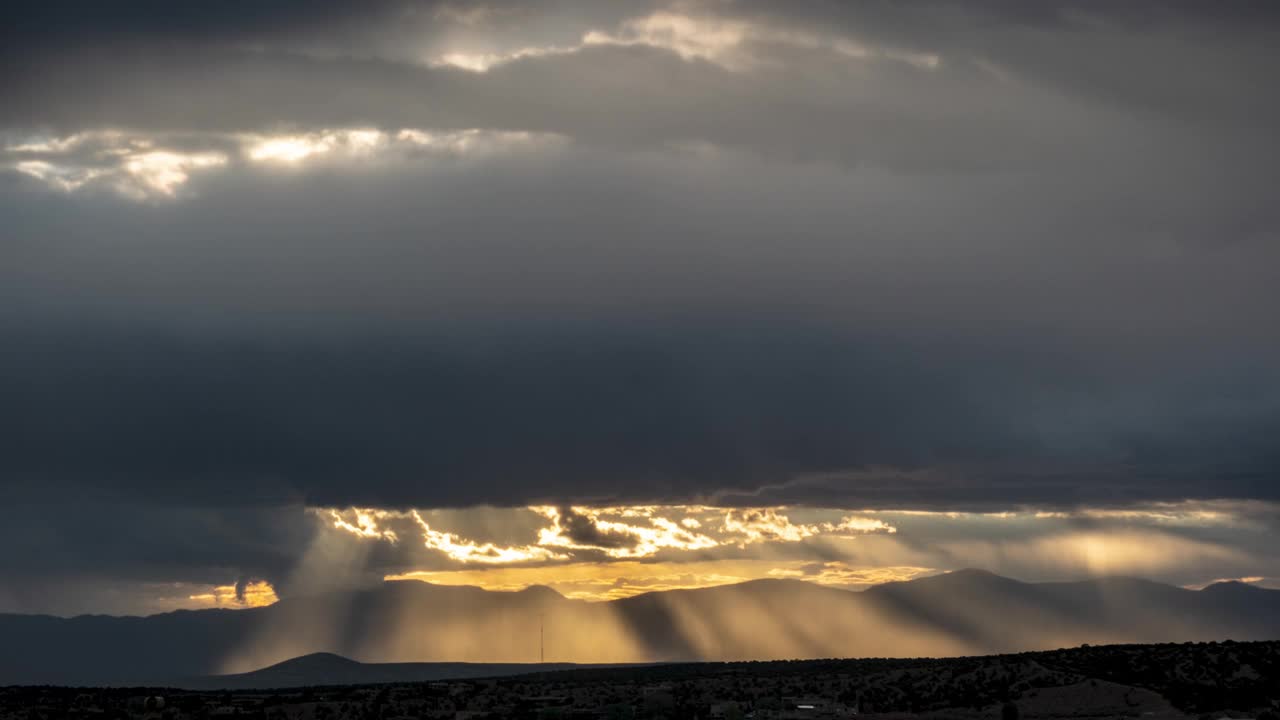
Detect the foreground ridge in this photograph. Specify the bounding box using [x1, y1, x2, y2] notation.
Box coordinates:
[2, 640, 1278, 719]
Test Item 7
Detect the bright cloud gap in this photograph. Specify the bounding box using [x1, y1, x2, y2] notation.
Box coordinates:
[3, 127, 564, 200]
[323, 504, 896, 565]
[429, 10, 942, 73]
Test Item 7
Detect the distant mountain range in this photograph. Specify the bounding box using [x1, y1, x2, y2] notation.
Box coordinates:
[3, 570, 1278, 687]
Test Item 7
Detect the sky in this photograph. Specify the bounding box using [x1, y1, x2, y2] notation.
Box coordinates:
[2, 0, 1279, 617]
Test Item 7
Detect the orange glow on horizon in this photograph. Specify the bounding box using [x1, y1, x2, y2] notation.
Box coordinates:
[188, 580, 279, 608]
[385, 560, 935, 601]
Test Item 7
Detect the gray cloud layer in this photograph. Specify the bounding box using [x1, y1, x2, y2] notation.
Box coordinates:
[3, 147, 1276, 510]
[2, 0, 1278, 612]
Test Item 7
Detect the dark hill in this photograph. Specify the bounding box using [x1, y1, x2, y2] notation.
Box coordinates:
[172, 652, 597, 690]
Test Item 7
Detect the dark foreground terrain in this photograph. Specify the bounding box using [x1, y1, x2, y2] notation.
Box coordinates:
[4, 640, 1279, 720]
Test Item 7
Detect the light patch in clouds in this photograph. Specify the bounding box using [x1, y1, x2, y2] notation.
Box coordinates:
[410, 510, 567, 564]
[582, 11, 940, 71]
[322, 507, 565, 564]
[5, 127, 565, 200]
[424, 10, 746, 72]
[722, 507, 821, 544]
[13, 160, 108, 193]
[534, 505, 722, 559]
[431, 46, 577, 72]
[326, 508, 401, 542]
[943, 528, 1249, 580]
[240, 127, 560, 166]
[427, 9, 940, 74]
[721, 508, 896, 548]
[118, 151, 227, 199]
[5, 131, 226, 200]
[7, 134, 99, 154]
[395, 128, 559, 154]
[1033, 503, 1248, 527]
[245, 128, 386, 163]
[533, 506, 894, 558]
[583, 12, 752, 65]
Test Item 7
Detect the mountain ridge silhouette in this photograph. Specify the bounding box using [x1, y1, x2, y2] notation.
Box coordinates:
[3, 570, 1277, 687]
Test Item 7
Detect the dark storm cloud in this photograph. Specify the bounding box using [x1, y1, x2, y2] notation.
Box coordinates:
[2, 321, 1277, 511]
[718, 460, 1280, 513]
[0, 327, 1008, 508]
[1, 0, 636, 49]
[3, 0, 377, 46]
[2, 0, 1280, 613]
[1, 135, 1278, 511]
[552, 508, 637, 550]
[1, 151, 1277, 517]
[0, 497, 315, 614]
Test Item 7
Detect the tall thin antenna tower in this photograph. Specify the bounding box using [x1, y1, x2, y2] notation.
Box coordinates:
[539, 613, 545, 664]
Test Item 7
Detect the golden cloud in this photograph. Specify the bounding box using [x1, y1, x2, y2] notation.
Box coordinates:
[532, 506, 720, 558]
[411, 510, 567, 564]
[323, 504, 897, 566]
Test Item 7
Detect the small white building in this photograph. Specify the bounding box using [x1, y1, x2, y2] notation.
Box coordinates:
[779, 698, 856, 719]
